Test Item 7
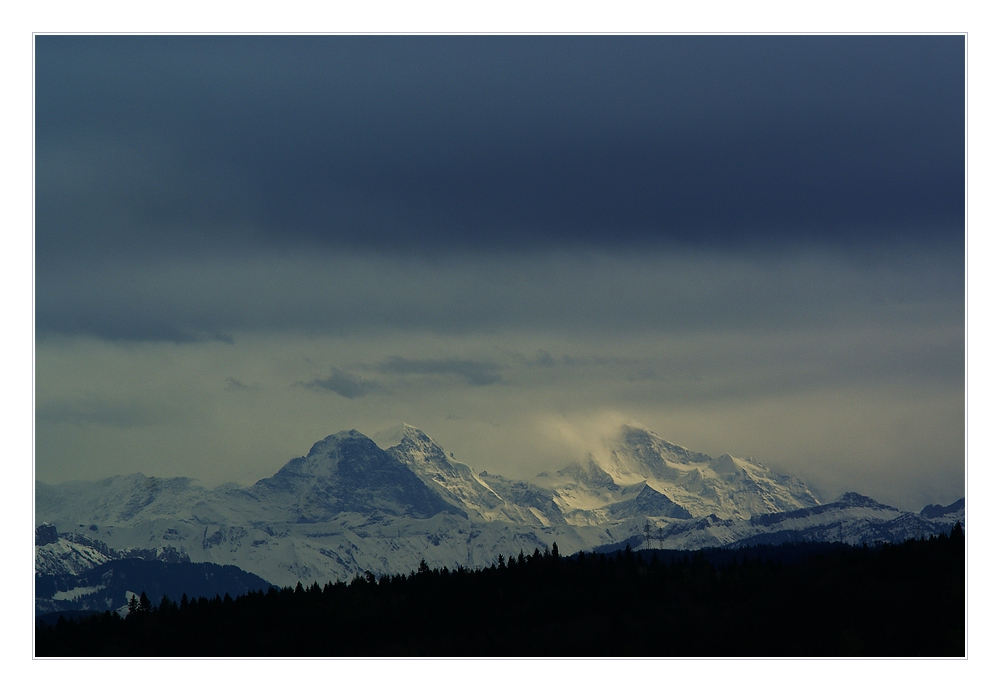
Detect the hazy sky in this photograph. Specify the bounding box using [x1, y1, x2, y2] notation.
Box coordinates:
[34, 35, 965, 511]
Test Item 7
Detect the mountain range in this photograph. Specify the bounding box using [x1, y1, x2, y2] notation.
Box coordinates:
[36, 423, 964, 611]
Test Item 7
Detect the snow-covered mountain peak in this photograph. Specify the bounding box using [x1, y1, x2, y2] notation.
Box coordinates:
[617, 425, 709, 458]
[306, 429, 370, 456]
[607, 425, 714, 472]
[542, 424, 823, 521]
[266, 430, 376, 481]
[371, 423, 428, 450]
[398, 424, 439, 448]
[379, 425, 460, 467]
[253, 429, 461, 521]
[920, 498, 965, 519]
[382, 426, 570, 527]
[589, 424, 713, 484]
[383, 427, 488, 490]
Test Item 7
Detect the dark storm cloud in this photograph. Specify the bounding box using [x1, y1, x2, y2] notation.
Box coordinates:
[36, 35, 965, 267]
[33, 246, 964, 344]
[32, 36, 966, 511]
[299, 367, 381, 399]
[373, 357, 504, 386]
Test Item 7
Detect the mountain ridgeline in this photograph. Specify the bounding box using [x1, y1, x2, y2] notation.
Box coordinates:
[36, 424, 965, 603]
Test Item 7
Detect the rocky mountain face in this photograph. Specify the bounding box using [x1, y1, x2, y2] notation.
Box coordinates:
[380, 425, 553, 525]
[36, 424, 964, 596]
[247, 430, 461, 522]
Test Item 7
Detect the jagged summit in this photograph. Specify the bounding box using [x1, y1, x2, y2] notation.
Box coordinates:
[920, 497, 965, 519]
[834, 492, 895, 510]
[251, 429, 462, 521]
[285, 429, 372, 475]
[310, 428, 368, 446]
[617, 425, 714, 466]
[381, 424, 564, 526]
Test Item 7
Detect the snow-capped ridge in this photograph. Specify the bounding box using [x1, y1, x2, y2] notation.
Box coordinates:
[834, 492, 895, 510]
[382, 424, 562, 526]
[36, 423, 960, 590]
[920, 497, 965, 519]
[564, 424, 821, 521]
[305, 429, 369, 457]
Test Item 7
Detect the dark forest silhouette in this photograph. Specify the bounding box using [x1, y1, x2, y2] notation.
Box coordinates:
[36, 525, 964, 657]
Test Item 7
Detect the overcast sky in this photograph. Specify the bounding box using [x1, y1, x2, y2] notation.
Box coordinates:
[34, 35, 965, 511]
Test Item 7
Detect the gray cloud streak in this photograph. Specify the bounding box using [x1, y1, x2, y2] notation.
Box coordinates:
[373, 357, 504, 386]
[299, 367, 382, 399]
[36, 397, 174, 429]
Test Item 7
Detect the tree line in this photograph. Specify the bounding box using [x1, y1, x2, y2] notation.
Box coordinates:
[36, 525, 964, 656]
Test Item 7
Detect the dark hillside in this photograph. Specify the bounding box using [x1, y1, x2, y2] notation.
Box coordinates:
[36, 525, 964, 657]
[36, 558, 274, 617]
